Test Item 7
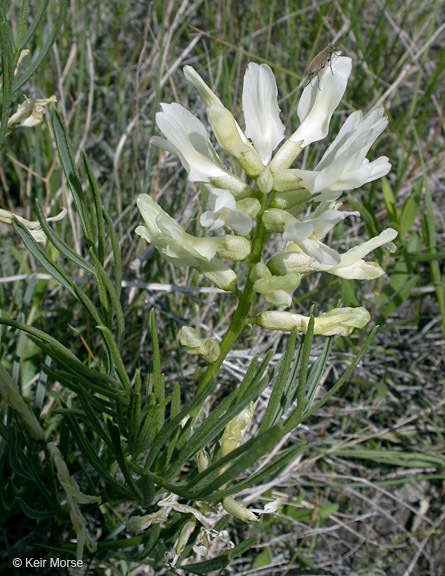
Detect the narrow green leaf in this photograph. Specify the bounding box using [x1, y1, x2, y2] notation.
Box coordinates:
[89, 248, 125, 347]
[0, 318, 124, 398]
[259, 329, 297, 432]
[82, 151, 105, 264]
[304, 338, 334, 405]
[96, 325, 131, 391]
[149, 310, 164, 404]
[107, 422, 142, 498]
[17, 497, 54, 520]
[285, 326, 379, 432]
[215, 442, 306, 499]
[64, 414, 134, 498]
[77, 392, 113, 449]
[0, 12, 15, 155]
[164, 353, 271, 479]
[13, 0, 67, 92]
[294, 315, 315, 420]
[51, 109, 93, 243]
[72, 282, 104, 326]
[43, 365, 124, 404]
[15, 0, 49, 53]
[103, 210, 122, 299]
[381, 177, 399, 225]
[11, 217, 76, 296]
[190, 425, 284, 499]
[399, 179, 421, 238]
[35, 200, 95, 274]
[180, 554, 230, 574]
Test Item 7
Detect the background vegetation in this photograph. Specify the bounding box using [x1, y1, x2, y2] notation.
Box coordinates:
[0, 0, 443, 574]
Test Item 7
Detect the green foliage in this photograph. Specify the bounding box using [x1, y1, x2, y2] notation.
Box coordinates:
[0, 1, 443, 574]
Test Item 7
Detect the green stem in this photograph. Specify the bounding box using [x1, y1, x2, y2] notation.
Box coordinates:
[144, 193, 268, 472]
[195, 193, 268, 398]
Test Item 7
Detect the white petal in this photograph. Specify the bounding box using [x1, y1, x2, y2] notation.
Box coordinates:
[283, 220, 315, 242]
[291, 56, 352, 148]
[332, 228, 398, 268]
[300, 238, 341, 265]
[242, 63, 285, 164]
[315, 108, 389, 174]
[211, 188, 236, 213]
[200, 210, 220, 230]
[311, 209, 359, 238]
[155, 103, 225, 182]
[367, 156, 391, 181]
[184, 66, 224, 108]
[225, 210, 253, 235]
[325, 260, 385, 279]
[137, 194, 163, 232]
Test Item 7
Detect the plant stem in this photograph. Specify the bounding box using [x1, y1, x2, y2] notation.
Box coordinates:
[195, 193, 268, 398]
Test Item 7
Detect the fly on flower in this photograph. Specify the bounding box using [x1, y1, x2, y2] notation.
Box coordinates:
[305, 43, 337, 86]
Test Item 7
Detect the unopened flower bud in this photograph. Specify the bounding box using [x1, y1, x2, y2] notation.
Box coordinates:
[257, 166, 273, 194]
[211, 173, 251, 199]
[216, 235, 251, 261]
[256, 307, 371, 335]
[263, 208, 296, 233]
[207, 106, 264, 177]
[269, 139, 302, 173]
[179, 326, 220, 363]
[250, 262, 270, 283]
[236, 197, 261, 219]
[222, 496, 259, 523]
[267, 244, 314, 275]
[197, 449, 210, 473]
[253, 270, 301, 308]
[272, 169, 304, 192]
[200, 264, 238, 292]
[270, 189, 311, 216]
[221, 402, 254, 457]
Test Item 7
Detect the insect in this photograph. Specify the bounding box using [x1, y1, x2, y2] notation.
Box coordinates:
[304, 43, 336, 86]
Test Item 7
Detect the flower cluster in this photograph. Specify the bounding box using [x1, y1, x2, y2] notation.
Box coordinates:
[136, 52, 396, 335]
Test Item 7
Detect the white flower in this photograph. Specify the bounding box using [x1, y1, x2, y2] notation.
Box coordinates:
[200, 187, 252, 235]
[152, 103, 225, 182]
[250, 262, 300, 308]
[185, 63, 286, 165]
[268, 228, 398, 280]
[1, 207, 67, 244]
[242, 63, 285, 164]
[153, 102, 249, 196]
[183, 65, 225, 109]
[136, 194, 237, 290]
[184, 65, 264, 176]
[48, 443, 100, 560]
[290, 55, 352, 148]
[179, 326, 220, 363]
[257, 306, 371, 335]
[315, 227, 398, 278]
[294, 108, 391, 201]
[283, 203, 359, 265]
[8, 95, 56, 129]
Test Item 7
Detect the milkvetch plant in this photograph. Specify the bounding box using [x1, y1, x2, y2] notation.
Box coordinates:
[1, 46, 399, 573]
[138, 52, 397, 336]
